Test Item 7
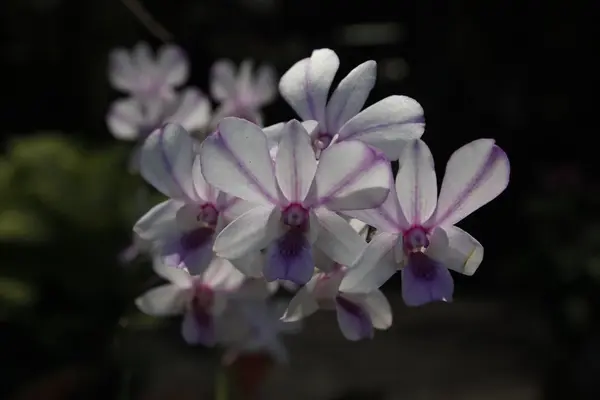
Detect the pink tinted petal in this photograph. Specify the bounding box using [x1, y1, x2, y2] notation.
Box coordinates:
[156, 44, 189, 87]
[199, 118, 279, 205]
[140, 124, 198, 201]
[335, 296, 374, 341]
[433, 139, 510, 227]
[337, 95, 425, 160]
[265, 230, 314, 285]
[275, 120, 318, 202]
[395, 139, 437, 225]
[325, 60, 377, 134]
[182, 309, 216, 346]
[106, 97, 144, 140]
[202, 258, 245, 291]
[210, 60, 237, 101]
[313, 141, 391, 211]
[279, 49, 339, 124]
[401, 253, 454, 307]
[164, 88, 211, 132]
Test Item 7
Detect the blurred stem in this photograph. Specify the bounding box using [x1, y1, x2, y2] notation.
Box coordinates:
[215, 368, 228, 400]
[120, 0, 173, 43]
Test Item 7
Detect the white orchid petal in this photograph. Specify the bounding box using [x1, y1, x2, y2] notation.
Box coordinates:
[275, 120, 318, 202]
[106, 97, 145, 140]
[395, 139, 438, 225]
[151, 256, 192, 288]
[427, 226, 484, 276]
[202, 257, 246, 290]
[279, 49, 339, 124]
[156, 44, 189, 87]
[165, 88, 211, 132]
[133, 199, 181, 244]
[313, 141, 391, 211]
[213, 205, 281, 261]
[337, 95, 425, 160]
[281, 275, 320, 322]
[140, 123, 198, 201]
[339, 232, 400, 293]
[199, 117, 279, 205]
[210, 59, 237, 101]
[433, 139, 510, 227]
[326, 60, 377, 133]
[360, 290, 392, 330]
[314, 208, 367, 267]
[135, 284, 187, 316]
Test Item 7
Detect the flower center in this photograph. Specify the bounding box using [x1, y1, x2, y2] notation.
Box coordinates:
[313, 132, 333, 150]
[192, 281, 214, 312]
[403, 226, 430, 254]
[198, 203, 219, 227]
[282, 203, 309, 228]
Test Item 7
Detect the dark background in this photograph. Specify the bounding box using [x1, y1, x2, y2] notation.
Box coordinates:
[0, 0, 596, 399]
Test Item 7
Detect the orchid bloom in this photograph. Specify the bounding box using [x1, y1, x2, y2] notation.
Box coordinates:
[109, 42, 188, 101]
[107, 88, 211, 143]
[340, 139, 510, 306]
[218, 299, 301, 364]
[133, 124, 253, 275]
[199, 117, 392, 285]
[283, 263, 392, 341]
[209, 59, 277, 127]
[273, 48, 424, 159]
[135, 256, 245, 346]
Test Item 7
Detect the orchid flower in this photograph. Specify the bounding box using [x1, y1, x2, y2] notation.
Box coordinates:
[107, 88, 211, 143]
[218, 299, 301, 364]
[109, 42, 188, 101]
[340, 139, 510, 306]
[135, 256, 245, 346]
[283, 263, 392, 341]
[273, 48, 424, 159]
[209, 59, 277, 127]
[199, 117, 392, 285]
[133, 123, 254, 275]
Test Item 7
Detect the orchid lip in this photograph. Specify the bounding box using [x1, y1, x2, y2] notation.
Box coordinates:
[403, 225, 430, 254]
[282, 203, 309, 228]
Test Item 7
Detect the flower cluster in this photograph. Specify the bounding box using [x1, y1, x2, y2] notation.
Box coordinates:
[109, 44, 510, 363]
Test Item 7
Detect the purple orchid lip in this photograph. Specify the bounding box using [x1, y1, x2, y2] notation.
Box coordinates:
[406, 251, 438, 281]
[180, 227, 215, 252]
[336, 295, 373, 340]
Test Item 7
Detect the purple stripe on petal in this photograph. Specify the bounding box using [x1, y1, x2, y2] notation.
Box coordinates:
[434, 145, 506, 227]
[213, 131, 279, 204]
[265, 230, 314, 285]
[401, 252, 453, 307]
[342, 115, 425, 142]
[336, 296, 374, 340]
[316, 145, 388, 206]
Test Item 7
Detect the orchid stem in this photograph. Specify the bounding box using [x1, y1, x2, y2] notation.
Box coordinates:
[215, 368, 229, 400]
[120, 0, 173, 43]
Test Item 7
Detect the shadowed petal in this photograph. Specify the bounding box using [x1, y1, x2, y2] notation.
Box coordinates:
[313, 208, 367, 267]
[337, 95, 425, 160]
[135, 284, 187, 316]
[210, 60, 237, 101]
[282, 275, 320, 322]
[165, 88, 211, 132]
[133, 199, 181, 245]
[157, 44, 189, 87]
[433, 139, 510, 227]
[182, 308, 216, 346]
[427, 225, 484, 276]
[106, 97, 145, 140]
[336, 296, 374, 341]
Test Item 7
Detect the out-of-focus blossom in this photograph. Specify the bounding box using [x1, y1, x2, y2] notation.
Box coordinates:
[341, 139, 510, 306]
[218, 299, 300, 364]
[133, 124, 253, 275]
[199, 118, 391, 285]
[107, 88, 211, 142]
[135, 256, 245, 346]
[283, 263, 392, 341]
[209, 59, 277, 127]
[274, 48, 424, 159]
[109, 42, 189, 101]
